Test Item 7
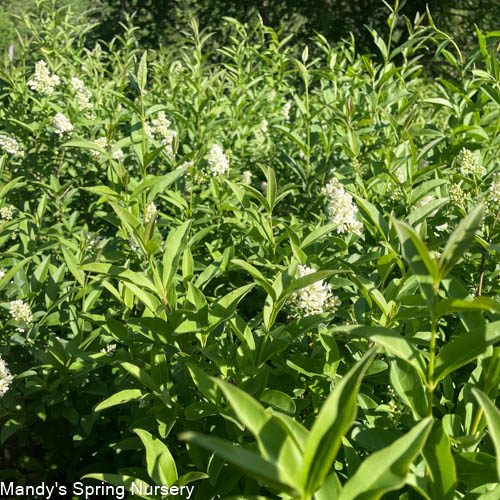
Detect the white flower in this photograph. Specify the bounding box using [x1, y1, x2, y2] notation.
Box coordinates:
[0, 270, 5, 280]
[0, 356, 13, 397]
[0, 135, 24, 157]
[100, 343, 117, 354]
[27, 60, 60, 96]
[52, 113, 73, 136]
[145, 202, 157, 222]
[282, 101, 293, 120]
[449, 183, 469, 205]
[322, 178, 362, 234]
[10, 300, 33, 324]
[242, 170, 252, 185]
[0, 206, 14, 221]
[488, 174, 500, 206]
[290, 265, 341, 316]
[207, 144, 229, 176]
[148, 112, 177, 155]
[255, 119, 269, 144]
[171, 61, 183, 77]
[435, 223, 449, 232]
[458, 148, 485, 177]
[395, 167, 404, 183]
[129, 236, 139, 252]
[71, 77, 92, 111]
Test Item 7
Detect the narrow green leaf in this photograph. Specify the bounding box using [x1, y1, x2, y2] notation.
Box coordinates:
[433, 320, 500, 387]
[472, 388, 500, 480]
[439, 204, 484, 280]
[119, 362, 160, 393]
[393, 217, 438, 305]
[389, 358, 428, 419]
[134, 428, 177, 487]
[338, 418, 433, 500]
[213, 378, 302, 490]
[162, 220, 193, 288]
[422, 421, 457, 499]
[231, 259, 276, 300]
[334, 325, 427, 381]
[435, 297, 500, 319]
[137, 50, 148, 90]
[301, 346, 378, 495]
[81, 474, 153, 500]
[95, 389, 144, 412]
[179, 432, 295, 492]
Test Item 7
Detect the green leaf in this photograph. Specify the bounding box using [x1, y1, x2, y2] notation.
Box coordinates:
[130, 168, 187, 200]
[301, 346, 378, 495]
[162, 220, 193, 289]
[432, 320, 500, 387]
[81, 474, 153, 500]
[119, 362, 160, 393]
[338, 418, 433, 500]
[301, 222, 339, 248]
[434, 297, 500, 319]
[392, 217, 438, 306]
[334, 325, 427, 381]
[95, 389, 144, 412]
[472, 389, 500, 480]
[422, 421, 457, 500]
[352, 194, 389, 241]
[438, 204, 484, 280]
[61, 246, 85, 286]
[134, 429, 177, 487]
[389, 358, 428, 419]
[179, 432, 295, 492]
[231, 259, 276, 300]
[213, 378, 302, 490]
[260, 390, 296, 417]
[455, 452, 498, 487]
[137, 50, 148, 90]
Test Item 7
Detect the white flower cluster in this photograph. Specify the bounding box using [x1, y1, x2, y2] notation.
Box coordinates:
[290, 265, 341, 316]
[322, 178, 362, 234]
[171, 61, 183, 77]
[488, 174, 500, 206]
[395, 167, 404, 183]
[52, 113, 73, 136]
[145, 202, 157, 222]
[458, 148, 485, 177]
[0, 135, 24, 157]
[147, 112, 177, 155]
[448, 183, 470, 205]
[0, 356, 13, 397]
[71, 77, 92, 111]
[100, 343, 117, 355]
[282, 101, 293, 120]
[0, 206, 14, 221]
[10, 300, 33, 324]
[242, 170, 252, 185]
[207, 144, 229, 176]
[27, 60, 60, 96]
[91, 137, 124, 161]
[255, 119, 268, 144]
[129, 236, 139, 252]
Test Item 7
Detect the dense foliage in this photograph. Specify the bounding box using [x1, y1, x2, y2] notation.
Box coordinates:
[0, 1, 500, 499]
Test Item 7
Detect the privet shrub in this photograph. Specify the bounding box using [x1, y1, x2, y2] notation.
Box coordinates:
[0, 1, 499, 499]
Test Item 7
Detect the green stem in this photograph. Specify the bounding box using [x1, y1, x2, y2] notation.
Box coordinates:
[427, 313, 438, 416]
